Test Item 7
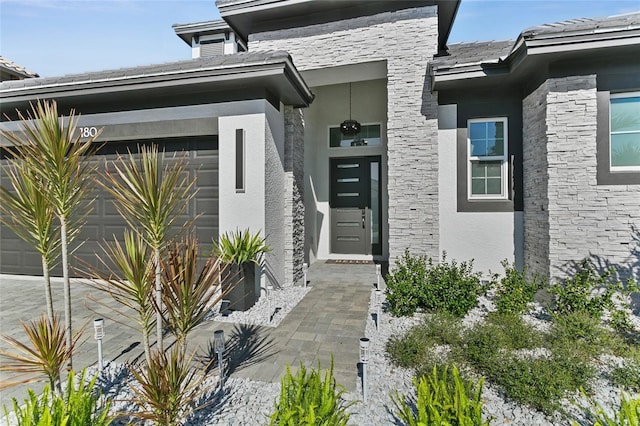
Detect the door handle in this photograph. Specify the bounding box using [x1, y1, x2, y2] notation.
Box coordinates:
[362, 210, 366, 229]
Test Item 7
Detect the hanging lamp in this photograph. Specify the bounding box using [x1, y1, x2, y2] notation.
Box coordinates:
[340, 82, 361, 136]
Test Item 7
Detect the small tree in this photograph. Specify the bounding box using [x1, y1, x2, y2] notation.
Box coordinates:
[100, 145, 196, 352]
[84, 230, 156, 365]
[161, 237, 229, 355]
[0, 160, 60, 321]
[1, 100, 99, 369]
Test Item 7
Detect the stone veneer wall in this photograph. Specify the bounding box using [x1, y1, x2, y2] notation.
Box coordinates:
[249, 6, 440, 263]
[284, 106, 305, 286]
[524, 75, 640, 282]
[523, 81, 550, 280]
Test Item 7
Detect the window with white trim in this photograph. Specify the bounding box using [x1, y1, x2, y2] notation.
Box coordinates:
[610, 92, 640, 171]
[467, 118, 508, 199]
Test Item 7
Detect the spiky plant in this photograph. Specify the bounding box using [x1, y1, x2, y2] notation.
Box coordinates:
[1, 100, 100, 369]
[161, 237, 229, 355]
[100, 145, 197, 352]
[128, 347, 208, 426]
[0, 314, 79, 394]
[214, 228, 270, 266]
[0, 159, 60, 321]
[83, 230, 155, 365]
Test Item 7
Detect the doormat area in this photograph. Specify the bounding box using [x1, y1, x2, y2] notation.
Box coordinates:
[326, 259, 375, 265]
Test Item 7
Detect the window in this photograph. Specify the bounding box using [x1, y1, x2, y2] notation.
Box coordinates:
[329, 124, 381, 148]
[610, 92, 640, 171]
[467, 118, 508, 199]
[235, 129, 244, 192]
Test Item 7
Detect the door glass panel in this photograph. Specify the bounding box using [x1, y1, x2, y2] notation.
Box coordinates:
[337, 163, 359, 169]
[337, 177, 359, 183]
[370, 161, 380, 245]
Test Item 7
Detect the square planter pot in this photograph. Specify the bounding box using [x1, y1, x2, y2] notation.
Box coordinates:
[221, 262, 258, 311]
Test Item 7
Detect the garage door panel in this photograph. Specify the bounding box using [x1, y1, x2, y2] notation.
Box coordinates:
[1, 136, 219, 276]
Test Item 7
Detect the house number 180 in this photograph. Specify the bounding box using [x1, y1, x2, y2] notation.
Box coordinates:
[79, 127, 98, 138]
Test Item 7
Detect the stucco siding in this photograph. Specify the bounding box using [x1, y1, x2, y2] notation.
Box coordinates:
[249, 6, 440, 263]
[438, 104, 521, 277]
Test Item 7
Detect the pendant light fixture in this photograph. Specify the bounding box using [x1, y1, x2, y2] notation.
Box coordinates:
[340, 82, 361, 136]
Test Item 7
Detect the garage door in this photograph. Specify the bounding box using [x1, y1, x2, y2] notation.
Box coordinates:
[0, 136, 218, 276]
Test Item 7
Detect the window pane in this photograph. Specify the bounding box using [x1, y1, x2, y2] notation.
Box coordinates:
[489, 121, 504, 139]
[611, 133, 640, 167]
[611, 97, 640, 133]
[330, 124, 381, 148]
[469, 122, 486, 140]
[486, 162, 502, 177]
[470, 139, 487, 156]
[471, 178, 485, 195]
[471, 163, 485, 178]
[487, 139, 504, 156]
[486, 178, 502, 194]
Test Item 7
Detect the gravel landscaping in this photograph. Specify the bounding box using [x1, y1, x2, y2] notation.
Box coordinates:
[3, 284, 638, 425]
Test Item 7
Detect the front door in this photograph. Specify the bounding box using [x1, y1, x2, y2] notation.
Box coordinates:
[330, 156, 381, 255]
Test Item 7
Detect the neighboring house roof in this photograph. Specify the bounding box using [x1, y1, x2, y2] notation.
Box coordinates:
[172, 19, 231, 45]
[0, 56, 39, 81]
[0, 51, 314, 109]
[431, 11, 640, 90]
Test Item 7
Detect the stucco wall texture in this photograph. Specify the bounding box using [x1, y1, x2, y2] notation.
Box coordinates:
[249, 6, 441, 263]
[524, 75, 640, 282]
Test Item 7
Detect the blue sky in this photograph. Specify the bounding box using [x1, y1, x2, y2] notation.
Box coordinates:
[1, 0, 639, 77]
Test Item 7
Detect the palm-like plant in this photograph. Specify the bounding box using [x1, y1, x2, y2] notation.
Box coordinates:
[161, 237, 228, 354]
[128, 347, 208, 426]
[99, 145, 197, 352]
[1, 100, 100, 369]
[0, 160, 60, 321]
[84, 230, 155, 365]
[0, 314, 79, 394]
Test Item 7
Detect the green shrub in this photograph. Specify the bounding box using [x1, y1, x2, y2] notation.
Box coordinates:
[386, 313, 463, 370]
[610, 360, 640, 392]
[575, 391, 640, 426]
[549, 260, 619, 319]
[385, 249, 429, 316]
[392, 364, 491, 426]
[3, 369, 112, 426]
[422, 252, 484, 317]
[494, 260, 544, 316]
[269, 358, 354, 426]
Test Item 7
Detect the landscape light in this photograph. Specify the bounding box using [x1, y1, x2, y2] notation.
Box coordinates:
[93, 318, 104, 373]
[359, 337, 370, 403]
[214, 330, 225, 390]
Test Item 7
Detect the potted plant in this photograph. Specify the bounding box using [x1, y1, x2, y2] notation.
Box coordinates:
[214, 229, 270, 311]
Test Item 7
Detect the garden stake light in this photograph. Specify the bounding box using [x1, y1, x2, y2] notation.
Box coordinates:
[302, 262, 308, 288]
[376, 264, 381, 289]
[375, 289, 382, 331]
[266, 283, 273, 324]
[93, 318, 104, 373]
[359, 337, 370, 403]
[214, 330, 225, 391]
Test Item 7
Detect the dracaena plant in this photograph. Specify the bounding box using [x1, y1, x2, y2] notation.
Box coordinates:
[0, 159, 60, 321]
[127, 347, 209, 426]
[0, 314, 80, 394]
[83, 230, 156, 365]
[99, 144, 197, 353]
[1, 100, 100, 370]
[161, 237, 229, 354]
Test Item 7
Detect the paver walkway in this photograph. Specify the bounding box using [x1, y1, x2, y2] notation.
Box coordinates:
[0, 261, 378, 406]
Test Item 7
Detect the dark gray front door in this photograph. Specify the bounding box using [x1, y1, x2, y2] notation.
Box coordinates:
[330, 156, 381, 255]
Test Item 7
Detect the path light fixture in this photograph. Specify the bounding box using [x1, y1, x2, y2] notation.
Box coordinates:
[302, 262, 308, 288]
[359, 337, 370, 403]
[93, 318, 104, 373]
[266, 283, 273, 324]
[214, 330, 225, 391]
[376, 264, 382, 290]
[375, 289, 382, 331]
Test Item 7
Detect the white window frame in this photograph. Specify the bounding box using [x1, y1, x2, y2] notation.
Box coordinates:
[467, 117, 509, 200]
[609, 91, 640, 172]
